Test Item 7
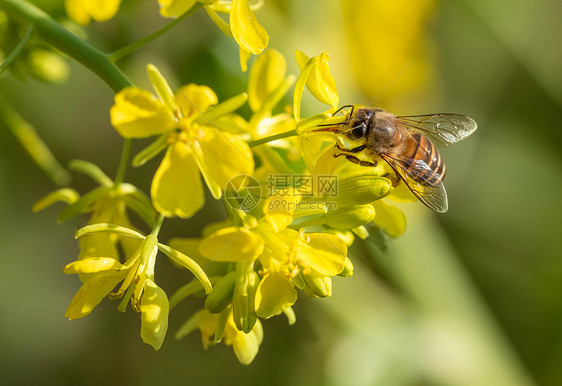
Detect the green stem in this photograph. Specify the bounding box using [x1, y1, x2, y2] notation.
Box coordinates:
[109, 3, 204, 62]
[151, 214, 165, 237]
[0, 0, 132, 92]
[113, 138, 131, 188]
[0, 24, 34, 75]
[247, 129, 298, 147]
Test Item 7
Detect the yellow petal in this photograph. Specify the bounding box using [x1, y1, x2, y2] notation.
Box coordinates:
[77, 232, 119, 282]
[65, 270, 127, 320]
[66, 0, 120, 25]
[230, 0, 269, 55]
[296, 50, 339, 110]
[158, 0, 197, 18]
[301, 132, 339, 174]
[65, 0, 90, 25]
[298, 233, 347, 276]
[263, 193, 301, 232]
[239, 47, 252, 72]
[372, 200, 407, 238]
[255, 273, 297, 319]
[198, 127, 255, 192]
[190, 139, 223, 199]
[313, 52, 339, 110]
[110, 201, 143, 259]
[151, 141, 205, 218]
[225, 317, 263, 365]
[90, 0, 120, 22]
[199, 227, 264, 262]
[248, 49, 287, 112]
[110, 87, 177, 138]
[174, 84, 218, 120]
[63, 257, 123, 274]
[140, 279, 169, 351]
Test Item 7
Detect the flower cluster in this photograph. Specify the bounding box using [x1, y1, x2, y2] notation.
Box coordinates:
[23, 0, 410, 365]
[36, 47, 411, 364]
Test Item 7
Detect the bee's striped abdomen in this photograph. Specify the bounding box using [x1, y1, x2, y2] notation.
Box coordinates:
[401, 134, 444, 187]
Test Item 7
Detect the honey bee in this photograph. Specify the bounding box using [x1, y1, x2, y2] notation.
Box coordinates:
[316, 106, 477, 212]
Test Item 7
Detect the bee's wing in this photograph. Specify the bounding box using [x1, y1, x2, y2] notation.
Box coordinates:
[381, 153, 448, 213]
[396, 114, 477, 148]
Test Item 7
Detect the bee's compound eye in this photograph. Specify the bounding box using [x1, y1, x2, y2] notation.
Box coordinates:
[348, 123, 366, 140]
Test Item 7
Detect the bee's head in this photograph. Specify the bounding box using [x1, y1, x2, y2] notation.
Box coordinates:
[345, 107, 375, 141]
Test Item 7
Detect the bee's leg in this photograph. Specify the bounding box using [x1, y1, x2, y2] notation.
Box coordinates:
[335, 143, 366, 153]
[334, 152, 378, 167]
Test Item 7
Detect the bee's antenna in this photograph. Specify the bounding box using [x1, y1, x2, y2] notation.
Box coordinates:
[333, 104, 355, 116]
[313, 104, 355, 131]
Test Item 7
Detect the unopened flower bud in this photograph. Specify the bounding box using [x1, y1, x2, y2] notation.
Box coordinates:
[325, 204, 376, 229]
[205, 271, 236, 313]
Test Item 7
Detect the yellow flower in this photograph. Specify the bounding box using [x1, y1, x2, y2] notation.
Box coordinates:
[157, 0, 269, 70]
[110, 64, 254, 218]
[33, 160, 156, 282]
[176, 307, 263, 365]
[295, 50, 339, 113]
[63, 223, 212, 350]
[64, 234, 168, 350]
[198, 198, 347, 314]
[65, 0, 121, 25]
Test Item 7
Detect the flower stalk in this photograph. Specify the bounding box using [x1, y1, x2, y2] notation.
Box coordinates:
[0, 0, 132, 92]
[108, 3, 204, 62]
[0, 24, 34, 75]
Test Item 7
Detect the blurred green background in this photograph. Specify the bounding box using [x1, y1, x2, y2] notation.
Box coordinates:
[1, 0, 561, 384]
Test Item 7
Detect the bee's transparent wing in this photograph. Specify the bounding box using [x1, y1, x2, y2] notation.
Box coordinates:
[396, 114, 477, 148]
[381, 153, 448, 213]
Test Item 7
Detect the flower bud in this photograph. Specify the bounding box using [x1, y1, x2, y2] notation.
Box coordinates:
[334, 176, 392, 206]
[325, 204, 376, 230]
[232, 263, 259, 333]
[338, 257, 354, 277]
[205, 272, 236, 313]
[27, 49, 69, 84]
[304, 274, 332, 298]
